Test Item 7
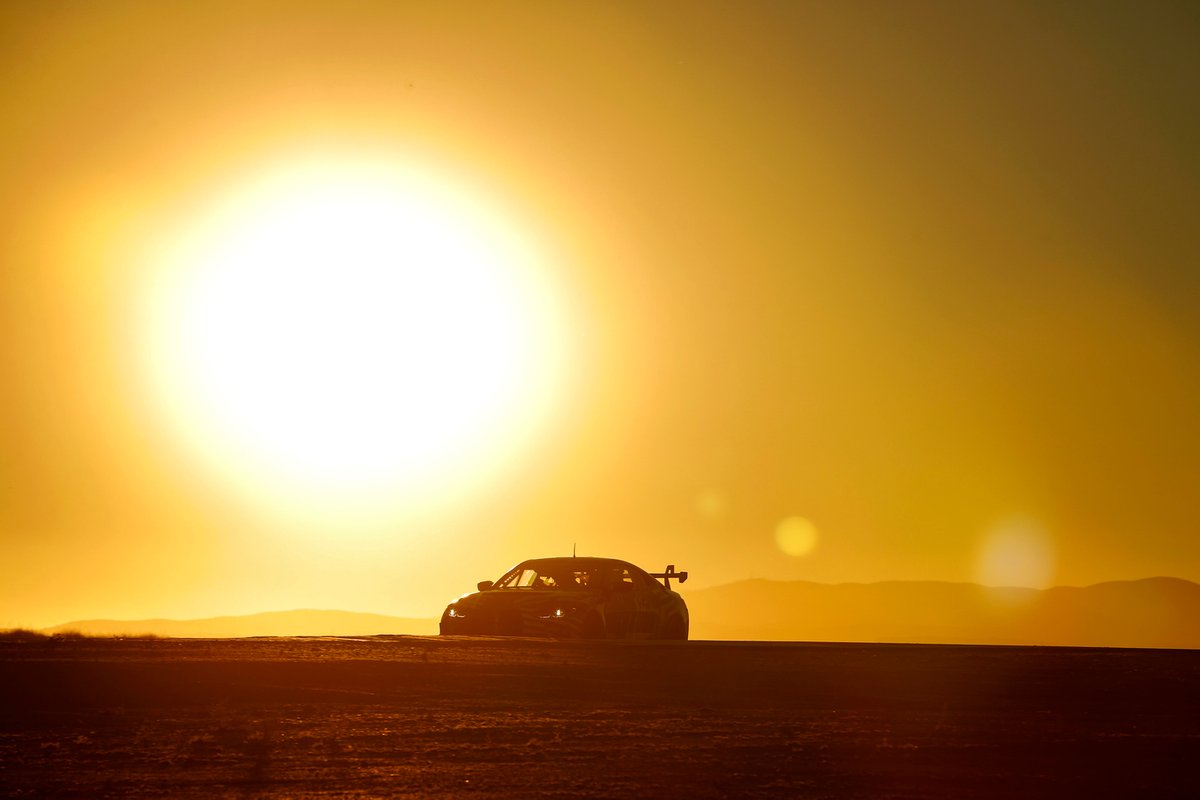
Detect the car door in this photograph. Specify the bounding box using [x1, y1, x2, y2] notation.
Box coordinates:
[632, 571, 670, 637]
[601, 570, 638, 637]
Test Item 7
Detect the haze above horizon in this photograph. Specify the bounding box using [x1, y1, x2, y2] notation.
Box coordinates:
[3, 1, 1199, 629]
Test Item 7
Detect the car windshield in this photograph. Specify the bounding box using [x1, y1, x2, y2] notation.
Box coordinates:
[493, 562, 636, 592]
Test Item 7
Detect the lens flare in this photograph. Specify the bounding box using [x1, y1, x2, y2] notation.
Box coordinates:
[775, 516, 819, 557]
[695, 490, 728, 520]
[974, 517, 1056, 588]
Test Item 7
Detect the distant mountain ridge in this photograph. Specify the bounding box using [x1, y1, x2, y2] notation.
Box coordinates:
[40, 577, 1200, 648]
[685, 576, 1200, 649]
[44, 609, 437, 638]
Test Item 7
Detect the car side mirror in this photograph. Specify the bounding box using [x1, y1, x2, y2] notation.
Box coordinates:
[477, 580, 494, 592]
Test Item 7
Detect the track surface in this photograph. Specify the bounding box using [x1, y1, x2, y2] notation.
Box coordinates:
[1, 637, 1197, 798]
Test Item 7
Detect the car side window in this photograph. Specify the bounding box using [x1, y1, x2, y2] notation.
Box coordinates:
[631, 568, 661, 590]
[495, 568, 539, 589]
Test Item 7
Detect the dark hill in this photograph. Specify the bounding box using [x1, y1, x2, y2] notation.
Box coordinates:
[685, 576, 1200, 648]
[40, 578, 1200, 648]
[43, 609, 436, 638]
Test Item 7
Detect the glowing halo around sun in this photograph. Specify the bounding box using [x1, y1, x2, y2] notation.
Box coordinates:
[140, 156, 570, 524]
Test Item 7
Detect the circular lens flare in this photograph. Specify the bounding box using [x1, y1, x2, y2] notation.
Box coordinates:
[974, 517, 1056, 589]
[775, 516, 819, 557]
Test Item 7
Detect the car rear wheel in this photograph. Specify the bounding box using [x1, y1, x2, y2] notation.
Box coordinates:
[661, 615, 688, 641]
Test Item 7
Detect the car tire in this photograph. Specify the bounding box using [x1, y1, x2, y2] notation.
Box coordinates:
[579, 611, 606, 640]
[661, 616, 688, 641]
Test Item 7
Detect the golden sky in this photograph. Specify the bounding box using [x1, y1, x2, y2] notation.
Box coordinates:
[3, 1, 1199, 628]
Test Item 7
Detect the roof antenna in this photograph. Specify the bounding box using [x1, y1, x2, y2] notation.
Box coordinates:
[573, 542, 576, 558]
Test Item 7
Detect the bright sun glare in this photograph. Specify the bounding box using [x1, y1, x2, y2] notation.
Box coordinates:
[142, 156, 567, 520]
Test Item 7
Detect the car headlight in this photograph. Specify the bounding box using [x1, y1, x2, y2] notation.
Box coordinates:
[538, 607, 572, 620]
[446, 606, 467, 620]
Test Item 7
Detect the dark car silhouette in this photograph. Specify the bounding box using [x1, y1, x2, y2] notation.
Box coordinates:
[439, 557, 690, 640]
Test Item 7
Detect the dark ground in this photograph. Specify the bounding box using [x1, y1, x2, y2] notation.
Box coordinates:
[0, 636, 1197, 798]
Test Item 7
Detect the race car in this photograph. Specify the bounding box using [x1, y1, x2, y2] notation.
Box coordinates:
[439, 557, 690, 640]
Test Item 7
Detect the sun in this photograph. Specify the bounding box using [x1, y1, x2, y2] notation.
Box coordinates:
[140, 156, 568, 520]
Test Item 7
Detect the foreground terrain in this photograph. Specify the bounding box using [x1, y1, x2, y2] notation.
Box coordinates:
[1, 637, 1197, 798]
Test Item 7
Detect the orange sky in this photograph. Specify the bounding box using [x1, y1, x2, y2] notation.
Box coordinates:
[3, 1, 1199, 628]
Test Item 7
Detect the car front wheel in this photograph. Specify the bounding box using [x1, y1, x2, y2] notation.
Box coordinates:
[578, 611, 605, 639]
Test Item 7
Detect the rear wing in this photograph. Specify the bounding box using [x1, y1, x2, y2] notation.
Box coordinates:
[649, 564, 688, 589]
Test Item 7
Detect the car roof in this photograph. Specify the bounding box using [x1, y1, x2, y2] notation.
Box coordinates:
[517, 556, 638, 570]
